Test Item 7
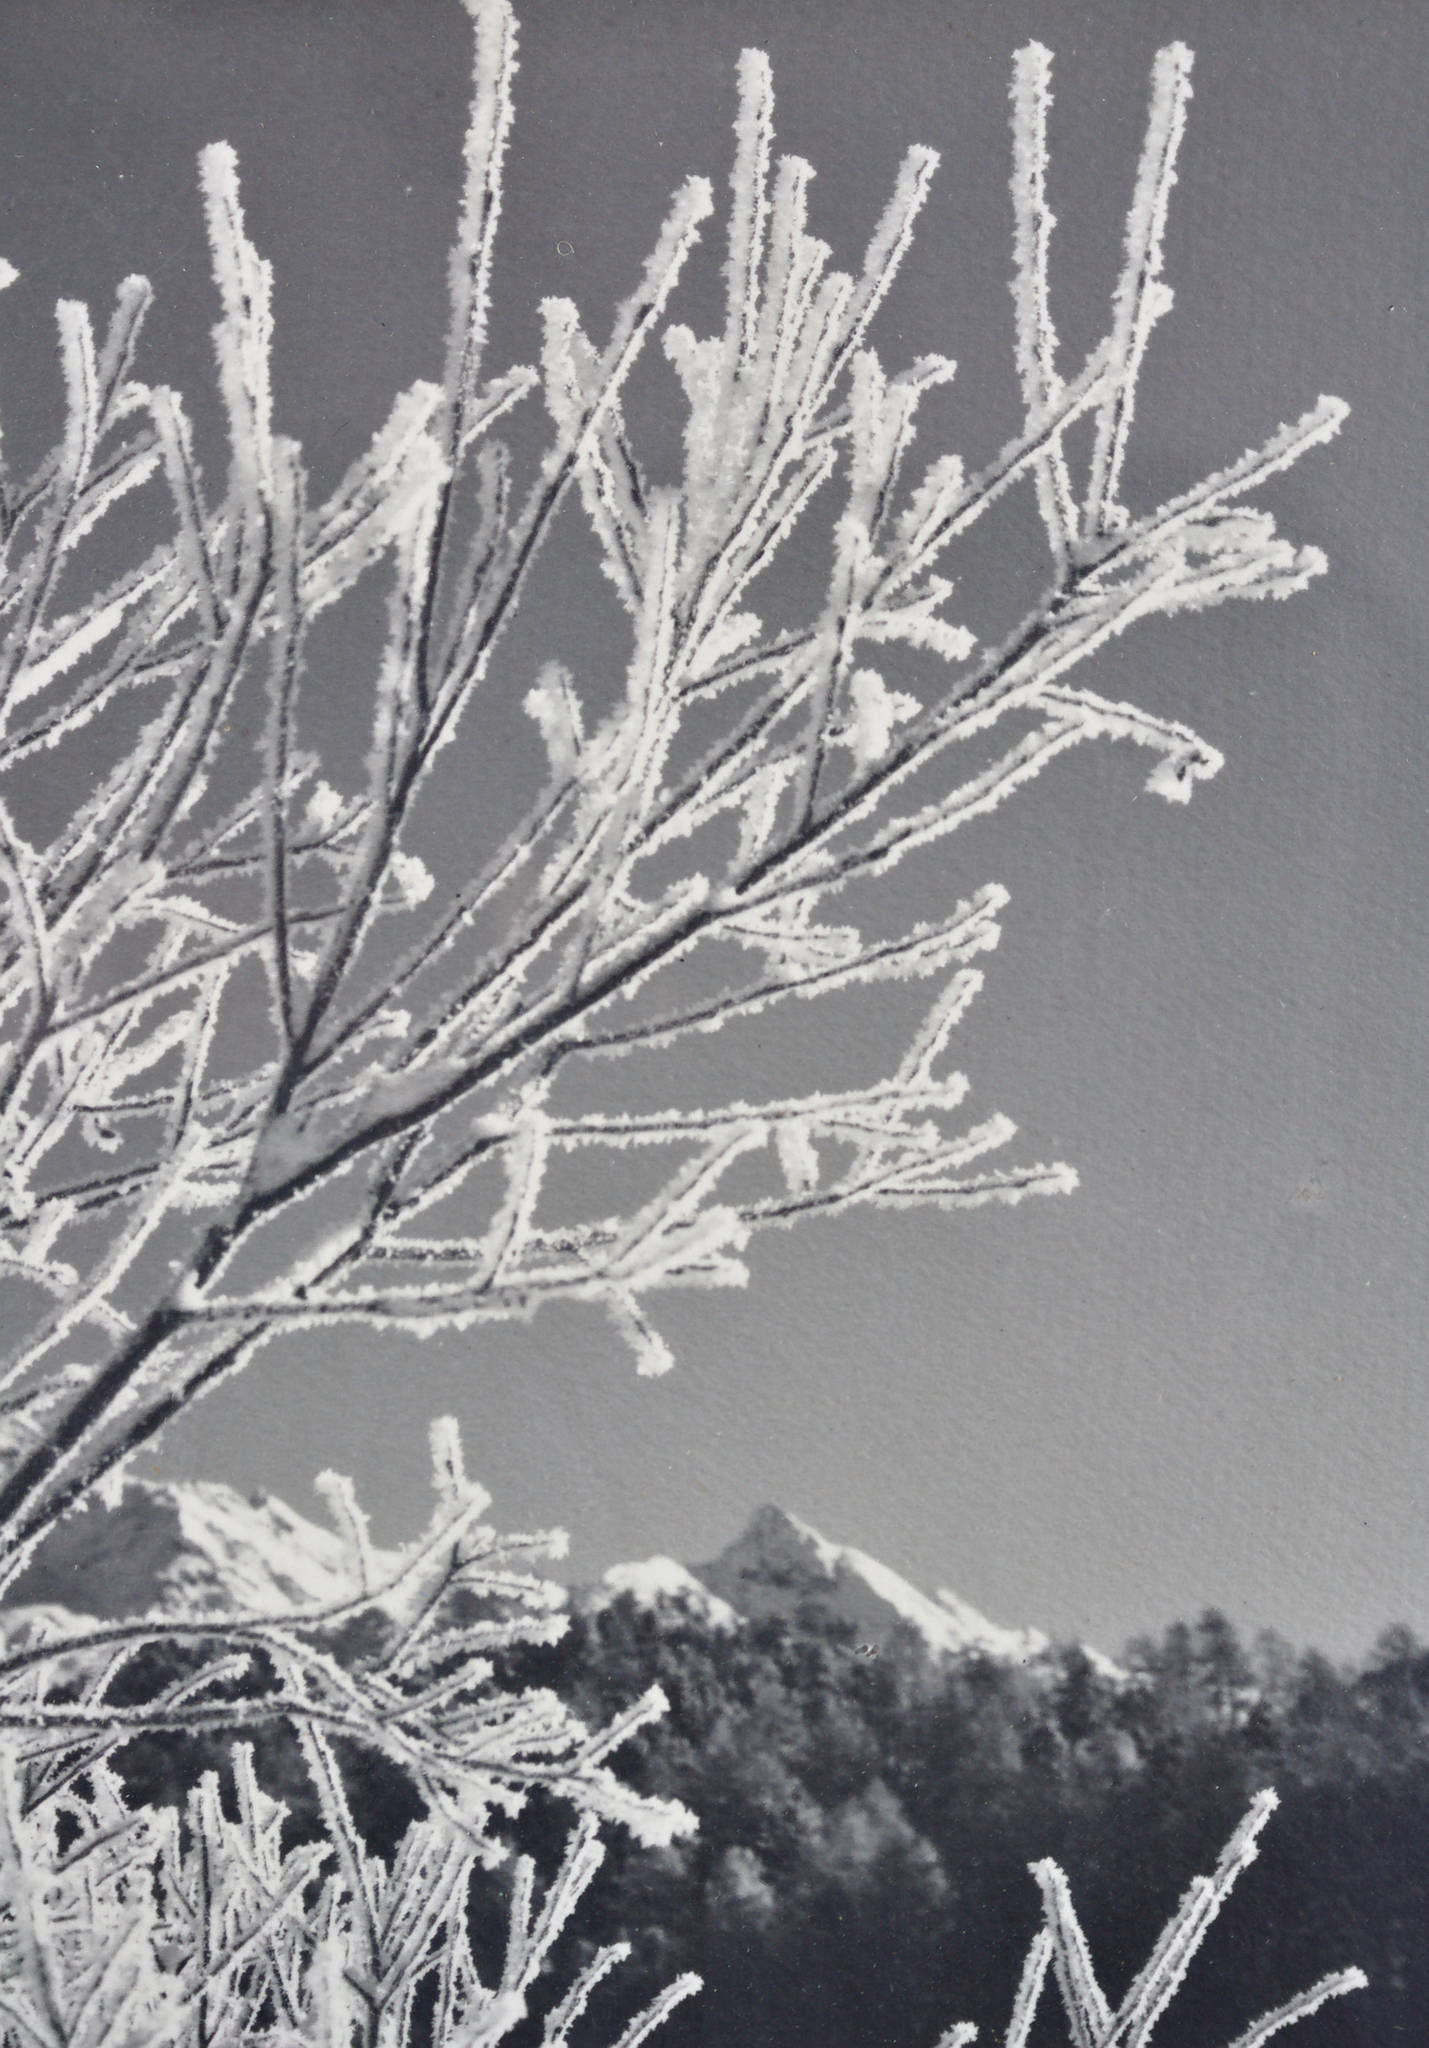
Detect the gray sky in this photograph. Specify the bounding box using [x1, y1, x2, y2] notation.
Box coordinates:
[4, 0, 1425, 1661]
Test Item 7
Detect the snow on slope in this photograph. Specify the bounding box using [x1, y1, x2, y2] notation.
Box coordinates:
[580, 1556, 740, 1631]
[695, 1504, 1051, 1665]
[3, 1482, 1116, 1679]
[4, 1479, 389, 1621]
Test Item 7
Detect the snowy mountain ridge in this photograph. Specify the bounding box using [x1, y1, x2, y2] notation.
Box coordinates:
[3, 1478, 386, 1623]
[581, 1504, 1085, 1669]
[2, 1481, 1112, 1676]
[690, 1503, 1052, 1665]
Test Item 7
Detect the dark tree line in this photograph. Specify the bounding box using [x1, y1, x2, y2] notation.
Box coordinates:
[494, 1602, 1429, 2048]
[106, 1590, 1429, 2048]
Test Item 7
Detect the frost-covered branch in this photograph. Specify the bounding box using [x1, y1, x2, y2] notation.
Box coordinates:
[0, 0, 1341, 1731]
[0, 1416, 694, 1855]
[0, 12, 1364, 2032]
[923, 1797, 1365, 2048]
[0, 1732, 700, 2048]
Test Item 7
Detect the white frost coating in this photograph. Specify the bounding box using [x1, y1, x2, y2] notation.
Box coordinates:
[775, 1120, 820, 1194]
[1010, 44, 1076, 565]
[389, 847, 436, 907]
[305, 778, 343, 832]
[0, 6, 1351, 1985]
[524, 660, 584, 776]
[843, 667, 920, 767]
[445, 0, 520, 426]
[1007, 1795, 1367, 2048]
[605, 1287, 677, 1377]
[0, 1667, 696, 2038]
[199, 142, 276, 515]
[1086, 42, 1194, 535]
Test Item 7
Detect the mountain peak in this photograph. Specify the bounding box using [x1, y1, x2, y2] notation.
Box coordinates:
[695, 1506, 1050, 1665]
[4, 1478, 383, 1622]
[4, 1481, 1077, 1678]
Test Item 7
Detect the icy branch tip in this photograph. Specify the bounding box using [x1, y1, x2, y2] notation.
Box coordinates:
[198, 139, 240, 190]
[461, 0, 517, 26]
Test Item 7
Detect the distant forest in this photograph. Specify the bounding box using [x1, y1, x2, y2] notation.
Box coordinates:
[505, 1602, 1426, 2048]
[120, 1598, 1428, 2048]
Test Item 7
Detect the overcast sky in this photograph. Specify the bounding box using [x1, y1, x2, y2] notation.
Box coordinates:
[3, 0, 1425, 1662]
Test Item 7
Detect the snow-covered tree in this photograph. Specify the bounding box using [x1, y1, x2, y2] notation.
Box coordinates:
[0, 0, 1360, 2038]
[0, 1756, 1366, 2047]
[0, 3, 1343, 1602]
